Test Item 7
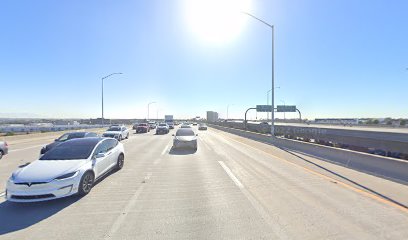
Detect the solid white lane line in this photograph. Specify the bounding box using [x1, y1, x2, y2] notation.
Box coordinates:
[218, 161, 244, 189]
[9, 144, 44, 153]
[105, 184, 146, 239]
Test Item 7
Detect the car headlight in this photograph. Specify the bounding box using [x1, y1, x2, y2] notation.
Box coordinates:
[54, 171, 79, 180]
[10, 173, 17, 182]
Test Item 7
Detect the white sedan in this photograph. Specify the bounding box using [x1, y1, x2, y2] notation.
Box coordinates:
[6, 137, 125, 202]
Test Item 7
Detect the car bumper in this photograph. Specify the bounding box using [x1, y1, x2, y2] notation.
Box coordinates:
[156, 129, 168, 134]
[6, 177, 80, 203]
[103, 135, 119, 139]
[173, 140, 197, 149]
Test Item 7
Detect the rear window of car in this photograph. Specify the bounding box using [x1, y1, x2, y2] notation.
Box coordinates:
[176, 129, 195, 136]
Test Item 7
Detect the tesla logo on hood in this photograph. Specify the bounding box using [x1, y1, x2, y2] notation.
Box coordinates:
[27, 182, 32, 187]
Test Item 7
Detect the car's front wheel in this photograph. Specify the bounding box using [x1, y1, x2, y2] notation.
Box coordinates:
[78, 171, 94, 196]
[118, 135, 122, 141]
[116, 154, 124, 170]
[126, 133, 129, 139]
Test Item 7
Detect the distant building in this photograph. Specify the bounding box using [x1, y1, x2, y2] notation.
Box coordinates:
[207, 111, 219, 122]
[314, 118, 359, 125]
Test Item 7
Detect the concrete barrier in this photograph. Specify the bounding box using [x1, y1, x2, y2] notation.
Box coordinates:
[209, 124, 408, 185]
[213, 121, 408, 156]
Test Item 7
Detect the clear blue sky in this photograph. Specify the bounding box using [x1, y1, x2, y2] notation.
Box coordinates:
[1, 0, 407, 120]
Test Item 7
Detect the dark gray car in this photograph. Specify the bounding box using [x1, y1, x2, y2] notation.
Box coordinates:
[40, 132, 98, 154]
[0, 141, 8, 159]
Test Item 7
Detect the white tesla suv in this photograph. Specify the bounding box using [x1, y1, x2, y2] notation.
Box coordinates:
[102, 125, 129, 141]
[6, 137, 125, 202]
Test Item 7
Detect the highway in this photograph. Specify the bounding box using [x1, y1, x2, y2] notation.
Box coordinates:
[0, 126, 408, 239]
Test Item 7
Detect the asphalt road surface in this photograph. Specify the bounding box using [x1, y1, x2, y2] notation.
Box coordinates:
[0, 126, 407, 239]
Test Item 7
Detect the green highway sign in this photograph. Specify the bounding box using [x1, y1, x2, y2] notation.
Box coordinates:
[256, 105, 273, 112]
[277, 105, 297, 112]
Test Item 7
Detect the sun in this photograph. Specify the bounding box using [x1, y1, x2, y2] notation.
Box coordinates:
[183, 0, 252, 44]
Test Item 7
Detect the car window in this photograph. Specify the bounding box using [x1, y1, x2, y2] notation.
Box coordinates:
[67, 132, 86, 139]
[57, 133, 70, 141]
[176, 129, 195, 136]
[93, 140, 109, 156]
[106, 139, 118, 152]
[108, 127, 121, 131]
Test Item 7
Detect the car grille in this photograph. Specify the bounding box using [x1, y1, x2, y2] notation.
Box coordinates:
[11, 194, 55, 200]
[104, 134, 116, 138]
[15, 182, 47, 186]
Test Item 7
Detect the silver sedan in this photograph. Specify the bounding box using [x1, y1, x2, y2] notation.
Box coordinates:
[172, 128, 198, 150]
[0, 141, 8, 159]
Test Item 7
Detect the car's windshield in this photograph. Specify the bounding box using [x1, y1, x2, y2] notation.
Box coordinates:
[107, 127, 121, 131]
[139, 123, 148, 126]
[159, 124, 167, 126]
[40, 140, 98, 160]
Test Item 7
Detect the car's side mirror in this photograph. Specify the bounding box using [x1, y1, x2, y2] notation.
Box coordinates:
[172, 134, 175, 136]
[95, 153, 105, 158]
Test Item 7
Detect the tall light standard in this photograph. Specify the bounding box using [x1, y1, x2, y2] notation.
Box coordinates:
[101, 72, 123, 126]
[227, 104, 234, 120]
[147, 102, 156, 120]
[266, 86, 280, 121]
[242, 12, 275, 136]
[156, 108, 162, 121]
[280, 100, 286, 120]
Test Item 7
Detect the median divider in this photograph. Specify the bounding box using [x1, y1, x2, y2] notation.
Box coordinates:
[209, 124, 408, 185]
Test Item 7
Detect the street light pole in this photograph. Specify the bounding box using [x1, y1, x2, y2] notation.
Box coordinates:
[266, 86, 279, 121]
[147, 102, 157, 120]
[281, 100, 286, 120]
[101, 73, 123, 126]
[227, 104, 234, 120]
[242, 12, 275, 137]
